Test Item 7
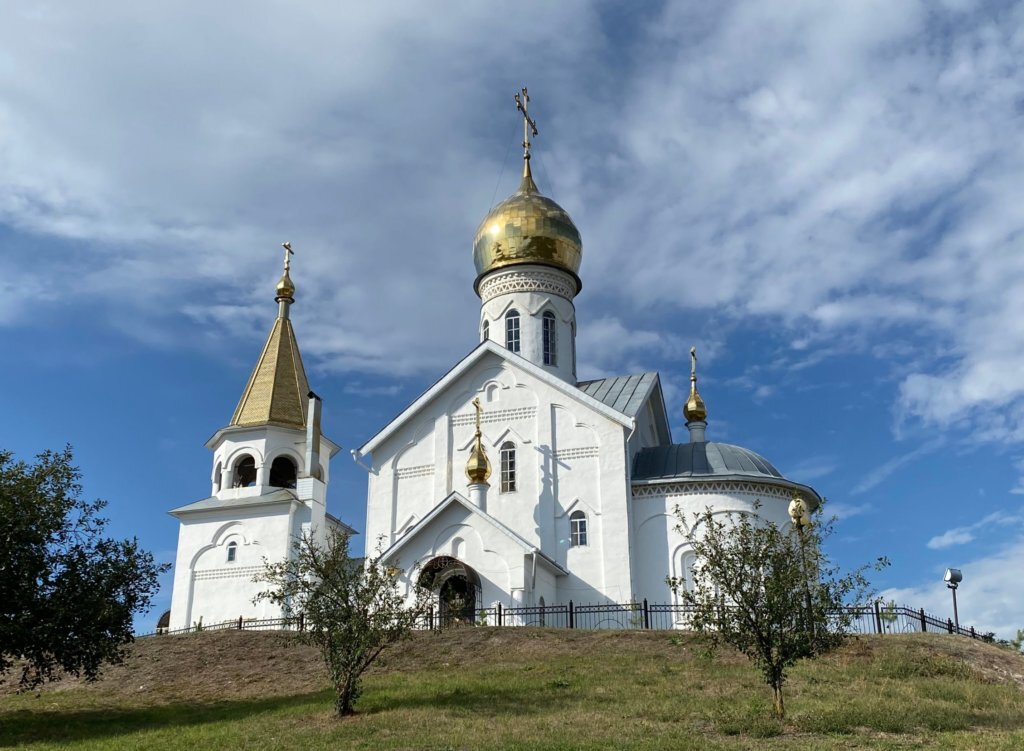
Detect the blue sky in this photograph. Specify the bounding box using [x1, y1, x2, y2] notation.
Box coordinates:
[2, 1, 1023, 638]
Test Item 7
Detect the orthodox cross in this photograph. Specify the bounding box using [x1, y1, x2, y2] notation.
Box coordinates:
[690, 346, 698, 381]
[514, 87, 538, 162]
[471, 397, 483, 435]
[281, 241, 294, 272]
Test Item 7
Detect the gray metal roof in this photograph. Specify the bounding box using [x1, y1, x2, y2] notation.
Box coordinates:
[169, 489, 298, 515]
[632, 441, 783, 481]
[577, 372, 658, 417]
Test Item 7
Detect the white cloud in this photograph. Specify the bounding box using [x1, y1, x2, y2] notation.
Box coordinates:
[927, 510, 1024, 550]
[1, 0, 1021, 412]
[826, 502, 872, 521]
[850, 438, 945, 496]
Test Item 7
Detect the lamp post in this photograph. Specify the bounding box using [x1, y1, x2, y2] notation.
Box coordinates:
[788, 495, 814, 639]
[944, 568, 962, 633]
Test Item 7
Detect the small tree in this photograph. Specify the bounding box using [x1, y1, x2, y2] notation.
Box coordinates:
[255, 530, 426, 716]
[669, 503, 885, 718]
[0, 447, 167, 688]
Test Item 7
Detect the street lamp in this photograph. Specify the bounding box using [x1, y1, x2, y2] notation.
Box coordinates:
[789, 495, 814, 638]
[944, 568, 962, 633]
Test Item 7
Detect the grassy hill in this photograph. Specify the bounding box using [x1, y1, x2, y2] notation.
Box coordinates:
[2, 628, 1023, 750]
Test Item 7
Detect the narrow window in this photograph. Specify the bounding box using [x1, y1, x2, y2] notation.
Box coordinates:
[500, 441, 516, 493]
[214, 462, 222, 492]
[542, 311, 557, 366]
[269, 456, 297, 489]
[232, 455, 257, 488]
[505, 310, 520, 353]
[482, 319, 490, 343]
[570, 510, 588, 547]
[226, 541, 237, 563]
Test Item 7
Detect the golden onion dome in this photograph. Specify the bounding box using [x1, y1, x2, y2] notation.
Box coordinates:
[683, 346, 708, 423]
[465, 437, 492, 484]
[275, 270, 295, 302]
[472, 164, 583, 294]
[683, 385, 707, 423]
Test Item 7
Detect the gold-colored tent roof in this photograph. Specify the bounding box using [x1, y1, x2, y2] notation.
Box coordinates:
[229, 311, 309, 430]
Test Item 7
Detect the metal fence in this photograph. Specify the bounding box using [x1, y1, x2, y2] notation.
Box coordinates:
[138, 601, 994, 642]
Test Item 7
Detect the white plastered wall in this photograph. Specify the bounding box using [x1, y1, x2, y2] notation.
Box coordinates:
[629, 480, 797, 606]
[478, 265, 578, 383]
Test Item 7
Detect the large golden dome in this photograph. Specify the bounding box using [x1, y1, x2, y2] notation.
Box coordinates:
[472, 165, 582, 294]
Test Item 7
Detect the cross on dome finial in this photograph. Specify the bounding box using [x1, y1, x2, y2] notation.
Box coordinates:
[275, 241, 296, 310]
[472, 397, 483, 434]
[684, 345, 708, 425]
[466, 397, 491, 484]
[514, 87, 539, 189]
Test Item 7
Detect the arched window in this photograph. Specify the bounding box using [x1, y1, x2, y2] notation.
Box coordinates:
[232, 455, 257, 488]
[269, 456, 297, 489]
[482, 319, 489, 342]
[500, 441, 516, 493]
[214, 462, 222, 492]
[542, 311, 557, 366]
[570, 510, 588, 547]
[226, 541, 238, 563]
[505, 310, 520, 353]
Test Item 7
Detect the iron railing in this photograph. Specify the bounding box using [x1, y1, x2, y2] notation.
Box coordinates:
[138, 601, 994, 642]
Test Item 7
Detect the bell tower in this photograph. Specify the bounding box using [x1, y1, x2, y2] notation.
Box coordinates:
[167, 246, 343, 631]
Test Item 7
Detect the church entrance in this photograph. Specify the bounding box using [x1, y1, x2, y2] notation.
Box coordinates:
[418, 556, 481, 628]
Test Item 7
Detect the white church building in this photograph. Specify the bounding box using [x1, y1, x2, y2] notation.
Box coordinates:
[167, 95, 821, 629]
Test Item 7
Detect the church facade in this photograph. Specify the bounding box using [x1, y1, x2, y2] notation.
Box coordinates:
[357, 140, 821, 617]
[166, 94, 821, 629]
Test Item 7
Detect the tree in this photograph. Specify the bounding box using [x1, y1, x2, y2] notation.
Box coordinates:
[255, 530, 427, 716]
[669, 502, 886, 718]
[0, 447, 167, 688]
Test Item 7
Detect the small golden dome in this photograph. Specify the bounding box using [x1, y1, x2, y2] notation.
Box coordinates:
[275, 270, 295, 302]
[466, 438, 492, 484]
[684, 388, 707, 423]
[472, 164, 583, 294]
[684, 346, 708, 423]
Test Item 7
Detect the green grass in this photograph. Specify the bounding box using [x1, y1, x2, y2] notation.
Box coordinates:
[1, 629, 1022, 750]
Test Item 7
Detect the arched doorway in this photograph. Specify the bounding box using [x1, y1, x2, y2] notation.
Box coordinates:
[418, 556, 481, 627]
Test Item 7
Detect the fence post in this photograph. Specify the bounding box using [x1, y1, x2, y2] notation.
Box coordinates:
[919, 608, 926, 632]
[298, 613, 305, 632]
[428, 605, 435, 631]
[873, 601, 882, 634]
[238, 615, 243, 630]
[643, 598, 650, 630]
[569, 600, 574, 629]
[497, 602, 503, 627]
[970, 626, 975, 639]
[947, 618, 953, 634]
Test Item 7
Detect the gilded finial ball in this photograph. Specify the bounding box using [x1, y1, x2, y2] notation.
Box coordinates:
[683, 391, 707, 423]
[275, 272, 295, 301]
[465, 444, 491, 484]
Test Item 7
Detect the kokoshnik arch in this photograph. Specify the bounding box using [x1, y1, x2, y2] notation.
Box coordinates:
[166, 90, 821, 629]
